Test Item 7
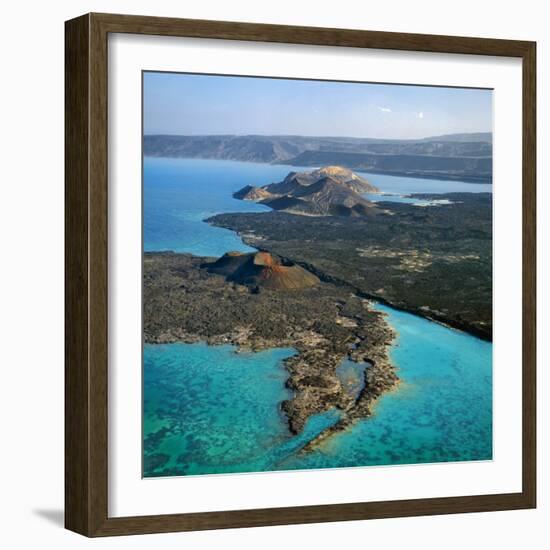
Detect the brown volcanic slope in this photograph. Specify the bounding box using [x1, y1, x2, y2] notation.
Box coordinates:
[234, 166, 381, 217]
[203, 251, 320, 290]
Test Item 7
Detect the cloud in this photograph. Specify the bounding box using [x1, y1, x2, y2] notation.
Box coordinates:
[417, 111, 424, 119]
[378, 106, 392, 113]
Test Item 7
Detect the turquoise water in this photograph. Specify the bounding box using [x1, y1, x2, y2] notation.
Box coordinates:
[143, 343, 343, 476]
[279, 305, 493, 470]
[143, 306, 492, 476]
[336, 359, 367, 401]
[361, 173, 491, 206]
[364, 193, 454, 206]
[357, 171, 492, 195]
[143, 157, 493, 476]
[145, 157, 308, 256]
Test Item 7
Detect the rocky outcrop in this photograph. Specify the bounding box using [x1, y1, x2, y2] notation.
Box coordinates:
[234, 166, 380, 217]
[203, 251, 320, 290]
[232, 185, 273, 201]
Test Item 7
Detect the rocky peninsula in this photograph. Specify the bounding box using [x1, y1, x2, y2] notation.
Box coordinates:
[214, 177, 493, 340]
[144, 251, 398, 443]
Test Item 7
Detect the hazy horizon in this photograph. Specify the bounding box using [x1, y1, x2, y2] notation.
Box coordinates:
[143, 131, 492, 140]
[144, 72, 492, 140]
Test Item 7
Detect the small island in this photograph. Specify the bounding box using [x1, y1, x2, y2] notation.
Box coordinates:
[234, 166, 381, 217]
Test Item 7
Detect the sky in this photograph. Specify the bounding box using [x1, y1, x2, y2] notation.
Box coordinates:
[143, 71, 492, 140]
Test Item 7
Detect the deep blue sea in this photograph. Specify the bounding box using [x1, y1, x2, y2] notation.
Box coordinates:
[143, 157, 493, 477]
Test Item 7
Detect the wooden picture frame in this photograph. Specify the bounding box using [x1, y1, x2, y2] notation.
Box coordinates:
[65, 12, 536, 537]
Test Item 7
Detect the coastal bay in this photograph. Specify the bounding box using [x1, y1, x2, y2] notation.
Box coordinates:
[142, 157, 493, 477]
[144, 251, 397, 438]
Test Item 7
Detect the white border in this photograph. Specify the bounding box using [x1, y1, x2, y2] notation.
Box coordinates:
[108, 33, 523, 517]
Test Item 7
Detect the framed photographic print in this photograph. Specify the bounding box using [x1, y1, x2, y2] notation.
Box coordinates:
[65, 13, 536, 536]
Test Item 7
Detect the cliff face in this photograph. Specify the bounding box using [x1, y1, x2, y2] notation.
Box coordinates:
[234, 166, 380, 217]
[232, 185, 273, 201]
[287, 151, 492, 182]
[143, 133, 493, 182]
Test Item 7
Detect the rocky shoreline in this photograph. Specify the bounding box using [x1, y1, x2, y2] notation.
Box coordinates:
[209, 192, 493, 341]
[144, 252, 399, 446]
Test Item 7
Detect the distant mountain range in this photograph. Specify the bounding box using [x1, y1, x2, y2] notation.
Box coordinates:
[234, 166, 381, 217]
[144, 132, 493, 183]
